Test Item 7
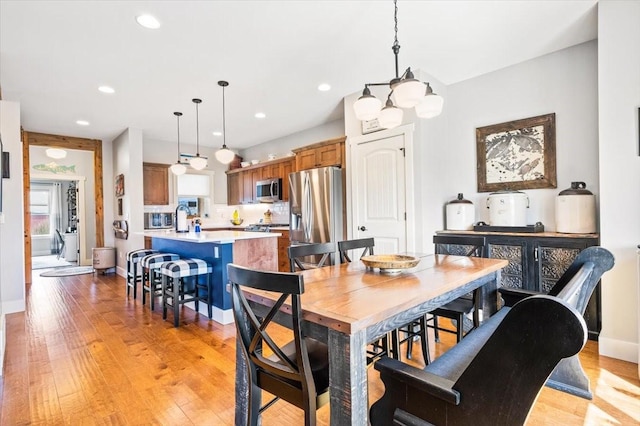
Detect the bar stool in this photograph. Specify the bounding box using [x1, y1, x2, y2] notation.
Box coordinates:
[126, 249, 157, 299]
[160, 258, 213, 327]
[140, 252, 180, 311]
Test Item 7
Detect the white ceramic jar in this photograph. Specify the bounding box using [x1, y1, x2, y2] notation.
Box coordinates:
[446, 193, 475, 230]
[555, 182, 596, 233]
[486, 191, 529, 226]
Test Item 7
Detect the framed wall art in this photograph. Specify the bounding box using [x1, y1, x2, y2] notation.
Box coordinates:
[476, 113, 557, 192]
[115, 173, 125, 197]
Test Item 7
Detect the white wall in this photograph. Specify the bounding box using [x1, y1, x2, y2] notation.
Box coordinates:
[597, 0, 640, 363]
[0, 100, 26, 374]
[112, 129, 144, 275]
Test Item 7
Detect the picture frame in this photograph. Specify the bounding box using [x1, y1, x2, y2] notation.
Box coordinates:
[476, 113, 557, 192]
[1, 152, 8, 178]
[115, 173, 125, 197]
[0, 135, 3, 213]
[361, 118, 383, 135]
[117, 198, 123, 216]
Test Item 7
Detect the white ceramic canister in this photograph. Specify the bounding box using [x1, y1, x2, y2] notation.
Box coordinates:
[446, 193, 475, 230]
[555, 182, 596, 233]
[486, 190, 529, 226]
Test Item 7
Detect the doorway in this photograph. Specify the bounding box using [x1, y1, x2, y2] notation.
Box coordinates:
[22, 131, 104, 284]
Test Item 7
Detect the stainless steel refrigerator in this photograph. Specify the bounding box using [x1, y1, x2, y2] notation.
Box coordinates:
[289, 166, 344, 263]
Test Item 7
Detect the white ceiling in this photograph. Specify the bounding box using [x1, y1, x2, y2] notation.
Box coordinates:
[0, 1, 598, 150]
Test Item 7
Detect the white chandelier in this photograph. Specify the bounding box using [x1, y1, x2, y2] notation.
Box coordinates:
[353, 0, 443, 129]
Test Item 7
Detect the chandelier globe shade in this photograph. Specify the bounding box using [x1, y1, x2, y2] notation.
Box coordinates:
[170, 111, 187, 176]
[46, 148, 67, 159]
[189, 156, 207, 170]
[378, 99, 403, 129]
[415, 84, 444, 118]
[215, 148, 235, 164]
[391, 76, 426, 108]
[353, 88, 382, 121]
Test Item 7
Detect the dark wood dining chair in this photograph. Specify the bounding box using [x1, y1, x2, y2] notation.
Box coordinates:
[338, 238, 392, 366]
[338, 237, 375, 263]
[228, 264, 330, 426]
[288, 242, 336, 272]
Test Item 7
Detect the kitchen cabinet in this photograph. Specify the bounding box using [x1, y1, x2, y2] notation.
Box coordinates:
[293, 136, 345, 171]
[436, 230, 600, 339]
[277, 229, 290, 272]
[143, 162, 169, 205]
[227, 172, 242, 205]
[226, 157, 296, 205]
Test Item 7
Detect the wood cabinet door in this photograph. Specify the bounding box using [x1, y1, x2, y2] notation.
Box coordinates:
[242, 169, 259, 203]
[277, 230, 290, 272]
[261, 163, 280, 179]
[226, 172, 242, 205]
[143, 163, 169, 205]
[280, 159, 294, 201]
[296, 149, 318, 170]
[315, 143, 342, 168]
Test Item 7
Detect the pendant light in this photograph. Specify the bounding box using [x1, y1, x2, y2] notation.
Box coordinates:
[214, 80, 236, 165]
[169, 112, 186, 176]
[189, 98, 208, 170]
[353, 0, 443, 128]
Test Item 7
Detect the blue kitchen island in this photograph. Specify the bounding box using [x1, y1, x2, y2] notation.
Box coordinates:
[140, 230, 280, 324]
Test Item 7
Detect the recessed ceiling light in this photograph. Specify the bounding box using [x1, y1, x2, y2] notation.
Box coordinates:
[98, 86, 115, 94]
[318, 83, 331, 92]
[76, 120, 90, 126]
[212, 131, 222, 137]
[136, 14, 160, 29]
[255, 112, 266, 119]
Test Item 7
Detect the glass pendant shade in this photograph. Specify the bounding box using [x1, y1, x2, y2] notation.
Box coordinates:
[415, 93, 444, 118]
[378, 101, 403, 129]
[392, 79, 426, 108]
[215, 147, 235, 164]
[190, 155, 207, 170]
[170, 162, 187, 175]
[46, 148, 67, 159]
[353, 88, 382, 121]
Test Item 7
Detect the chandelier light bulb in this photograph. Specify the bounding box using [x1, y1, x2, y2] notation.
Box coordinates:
[353, 87, 382, 121]
[170, 162, 187, 176]
[215, 147, 235, 164]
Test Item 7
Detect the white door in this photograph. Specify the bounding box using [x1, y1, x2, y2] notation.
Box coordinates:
[352, 134, 407, 254]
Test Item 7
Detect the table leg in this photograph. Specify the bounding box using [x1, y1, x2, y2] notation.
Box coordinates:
[329, 328, 368, 425]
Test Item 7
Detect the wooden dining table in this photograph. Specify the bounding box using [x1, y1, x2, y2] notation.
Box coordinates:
[234, 253, 508, 425]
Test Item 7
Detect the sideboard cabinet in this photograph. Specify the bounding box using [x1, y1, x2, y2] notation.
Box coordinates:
[436, 230, 600, 339]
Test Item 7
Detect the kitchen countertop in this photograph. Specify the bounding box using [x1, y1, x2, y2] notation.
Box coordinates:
[139, 229, 280, 243]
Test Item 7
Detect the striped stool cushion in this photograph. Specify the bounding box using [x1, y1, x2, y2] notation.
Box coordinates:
[141, 253, 180, 269]
[161, 259, 212, 278]
[127, 249, 157, 263]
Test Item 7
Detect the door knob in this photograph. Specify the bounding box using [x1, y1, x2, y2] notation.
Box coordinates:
[358, 226, 367, 231]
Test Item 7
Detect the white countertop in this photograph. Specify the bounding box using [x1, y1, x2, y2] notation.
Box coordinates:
[139, 230, 280, 243]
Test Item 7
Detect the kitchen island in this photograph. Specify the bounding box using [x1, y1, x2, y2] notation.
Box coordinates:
[140, 230, 280, 324]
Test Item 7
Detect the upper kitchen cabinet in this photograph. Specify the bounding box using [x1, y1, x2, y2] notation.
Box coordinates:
[227, 172, 242, 205]
[143, 162, 169, 205]
[226, 156, 296, 205]
[293, 136, 346, 171]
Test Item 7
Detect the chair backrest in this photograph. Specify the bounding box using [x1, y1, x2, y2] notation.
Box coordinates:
[433, 235, 486, 258]
[227, 264, 320, 406]
[338, 238, 375, 263]
[288, 242, 336, 272]
[55, 229, 64, 243]
[547, 246, 614, 315]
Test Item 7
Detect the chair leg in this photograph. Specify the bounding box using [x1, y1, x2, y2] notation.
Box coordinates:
[162, 274, 168, 320]
[174, 278, 181, 327]
[456, 313, 464, 343]
[433, 315, 440, 342]
[418, 315, 431, 365]
[207, 273, 213, 319]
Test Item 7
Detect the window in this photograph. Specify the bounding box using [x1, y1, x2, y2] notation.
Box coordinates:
[30, 189, 51, 236]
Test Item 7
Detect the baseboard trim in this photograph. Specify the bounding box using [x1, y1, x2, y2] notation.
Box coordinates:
[598, 336, 638, 364]
[2, 299, 25, 315]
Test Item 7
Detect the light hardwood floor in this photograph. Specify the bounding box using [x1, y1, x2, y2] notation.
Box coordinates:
[0, 270, 638, 425]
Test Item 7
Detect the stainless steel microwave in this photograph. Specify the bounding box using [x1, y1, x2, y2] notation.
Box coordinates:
[144, 212, 173, 229]
[256, 178, 282, 203]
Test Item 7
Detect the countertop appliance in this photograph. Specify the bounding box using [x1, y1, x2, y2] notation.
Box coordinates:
[256, 178, 282, 203]
[555, 182, 596, 233]
[446, 193, 475, 230]
[144, 212, 173, 229]
[486, 190, 529, 226]
[289, 166, 343, 263]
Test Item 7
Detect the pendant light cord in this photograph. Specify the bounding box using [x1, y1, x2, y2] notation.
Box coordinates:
[222, 84, 227, 149]
[195, 102, 200, 156]
[174, 111, 183, 162]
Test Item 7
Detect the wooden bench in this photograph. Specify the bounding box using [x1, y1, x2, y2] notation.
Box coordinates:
[369, 247, 614, 426]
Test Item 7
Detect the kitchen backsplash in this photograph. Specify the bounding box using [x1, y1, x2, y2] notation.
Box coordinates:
[204, 202, 289, 227]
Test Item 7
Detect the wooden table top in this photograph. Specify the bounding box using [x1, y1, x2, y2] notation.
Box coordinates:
[240, 254, 508, 335]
